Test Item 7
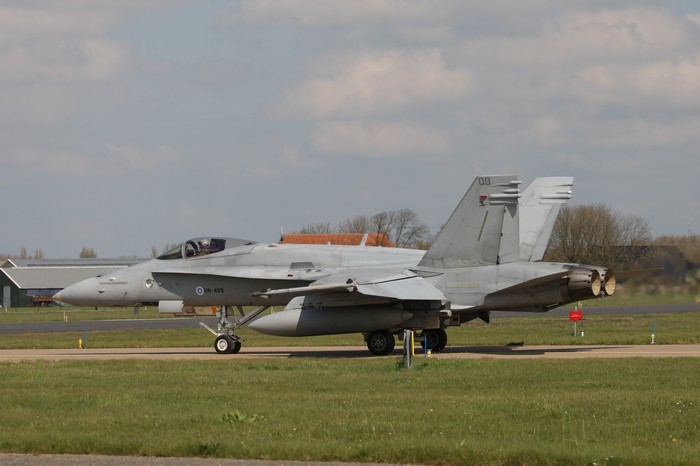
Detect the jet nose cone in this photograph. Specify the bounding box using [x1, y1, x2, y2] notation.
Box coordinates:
[54, 277, 102, 306]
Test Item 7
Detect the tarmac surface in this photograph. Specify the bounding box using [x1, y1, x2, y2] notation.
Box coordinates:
[1, 344, 699, 361]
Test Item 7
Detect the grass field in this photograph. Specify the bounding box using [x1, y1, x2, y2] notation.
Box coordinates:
[0, 358, 697, 465]
[1, 302, 698, 464]
[1, 311, 698, 350]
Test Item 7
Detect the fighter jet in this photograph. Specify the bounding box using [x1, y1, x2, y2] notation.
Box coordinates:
[55, 175, 591, 355]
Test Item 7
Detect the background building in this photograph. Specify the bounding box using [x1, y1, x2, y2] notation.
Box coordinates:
[0, 258, 144, 308]
[281, 233, 394, 247]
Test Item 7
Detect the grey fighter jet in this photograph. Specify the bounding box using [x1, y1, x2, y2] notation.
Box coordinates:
[55, 175, 591, 355]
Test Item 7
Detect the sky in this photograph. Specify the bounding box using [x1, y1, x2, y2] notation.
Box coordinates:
[2, 0, 699, 258]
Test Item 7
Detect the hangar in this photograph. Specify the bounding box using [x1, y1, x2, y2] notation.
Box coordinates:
[0, 258, 144, 308]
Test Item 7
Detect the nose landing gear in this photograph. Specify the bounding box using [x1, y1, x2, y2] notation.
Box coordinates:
[200, 305, 269, 354]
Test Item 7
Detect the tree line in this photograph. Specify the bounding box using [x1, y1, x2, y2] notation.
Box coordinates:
[3, 205, 698, 278]
[295, 208, 431, 249]
[296, 204, 699, 275]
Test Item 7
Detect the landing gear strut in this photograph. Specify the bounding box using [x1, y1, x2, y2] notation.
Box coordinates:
[200, 305, 269, 354]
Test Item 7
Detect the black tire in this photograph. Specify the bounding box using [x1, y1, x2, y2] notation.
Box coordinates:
[231, 340, 242, 354]
[435, 328, 448, 352]
[215, 334, 234, 354]
[367, 330, 395, 356]
[420, 329, 448, 353]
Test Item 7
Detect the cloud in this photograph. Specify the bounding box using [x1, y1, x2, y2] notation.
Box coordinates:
[280, 145, 314, 168]
[312, 120, 453, 158]
[577, 57, 700, 108]
[0, 6, 119, 42]
[225, 0, 454, 28]
[274, 49, 472, 119]
[105, 144, 183, 171]
[3, 144, 182, 178]
[0, 4, 135, 127]
[0, 39, 130, 85]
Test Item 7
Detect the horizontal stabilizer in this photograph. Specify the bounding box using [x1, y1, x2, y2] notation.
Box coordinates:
[490, 271, 569, 295]
[355, 272, 446, 301]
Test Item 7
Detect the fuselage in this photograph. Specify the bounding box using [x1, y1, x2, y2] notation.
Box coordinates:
[54, 240, 427, 307]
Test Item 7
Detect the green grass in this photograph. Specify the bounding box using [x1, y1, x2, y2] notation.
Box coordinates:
[1, 311, 698, 350]
[0, 358, 697, 465]
[2, 301, 698, 464]
[577, 290, 698, 307]
[0, 306, 165, 323]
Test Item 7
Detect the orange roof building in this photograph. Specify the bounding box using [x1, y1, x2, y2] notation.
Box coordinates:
[281, 233, 394, 247]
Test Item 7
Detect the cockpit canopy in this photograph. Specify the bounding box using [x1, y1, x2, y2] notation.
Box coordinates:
[157, 237, 257, 260]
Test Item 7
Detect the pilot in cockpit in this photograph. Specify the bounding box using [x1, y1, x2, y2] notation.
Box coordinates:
[197, 239, 210, 251]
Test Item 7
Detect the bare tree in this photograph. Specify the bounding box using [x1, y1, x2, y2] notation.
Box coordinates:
[338, 215, 371, 234]
[297, 222, 333, 235]
[295, 208, 431, 248]
[544, 204, 651, 265]
[390, 208, 430, 248]
[369, 211, 394, 245]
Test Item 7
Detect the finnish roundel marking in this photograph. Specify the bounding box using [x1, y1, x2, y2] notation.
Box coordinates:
[196, 286, 205, 296]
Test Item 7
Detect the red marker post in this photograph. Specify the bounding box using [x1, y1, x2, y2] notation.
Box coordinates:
[569, 309, 583, 337]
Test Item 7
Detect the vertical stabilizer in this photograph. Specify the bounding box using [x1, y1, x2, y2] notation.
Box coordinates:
[519, 177, 573, 261]
[419, 175, 521, 269]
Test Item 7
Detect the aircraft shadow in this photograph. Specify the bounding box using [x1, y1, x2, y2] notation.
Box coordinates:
[438, 345, 626, 356]
[245, 345, 627, 359]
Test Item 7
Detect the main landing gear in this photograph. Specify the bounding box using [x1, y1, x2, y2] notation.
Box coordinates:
[420, 329, 448, 353]
[364, 328, 448, 356]
[366, 330, 396, 356]
[200, 305, 269, 354]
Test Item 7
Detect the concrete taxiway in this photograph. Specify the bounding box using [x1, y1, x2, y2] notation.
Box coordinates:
[1, 344, 698, 361]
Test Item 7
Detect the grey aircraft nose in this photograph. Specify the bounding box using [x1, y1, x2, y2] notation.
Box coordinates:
[53, 277, 103, 306]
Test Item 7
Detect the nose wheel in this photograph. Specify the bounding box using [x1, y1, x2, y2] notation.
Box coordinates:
[215, 334, 242, 354]
[200, 305, 269, 355]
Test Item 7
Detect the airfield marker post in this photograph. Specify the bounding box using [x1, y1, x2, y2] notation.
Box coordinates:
[402, 329, 413, 369]
[569, 307, 583, 337]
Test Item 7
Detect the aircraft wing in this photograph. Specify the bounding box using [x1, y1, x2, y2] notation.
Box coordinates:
[252, 269, 446, 303]
[248, 269, 448, 337]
